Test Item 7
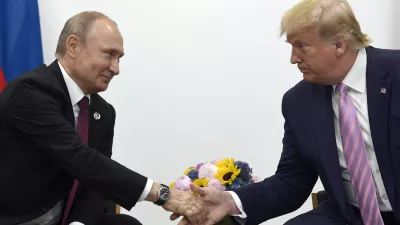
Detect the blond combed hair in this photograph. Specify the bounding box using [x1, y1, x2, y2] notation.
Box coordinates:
[280, 0, 371, 49]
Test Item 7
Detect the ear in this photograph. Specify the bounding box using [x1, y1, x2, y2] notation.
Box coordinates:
[65, 35, 80, 58]
[334, 37, 347, 56]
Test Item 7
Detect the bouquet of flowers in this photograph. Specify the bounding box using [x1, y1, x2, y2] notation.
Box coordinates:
[170, 158, 260, 225]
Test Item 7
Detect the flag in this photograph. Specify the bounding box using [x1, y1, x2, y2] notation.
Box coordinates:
[0, 0, 44, 92]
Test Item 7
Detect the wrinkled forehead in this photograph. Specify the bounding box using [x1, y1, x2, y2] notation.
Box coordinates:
[87, 36, 123, 52]
[87, 27, 124, 55]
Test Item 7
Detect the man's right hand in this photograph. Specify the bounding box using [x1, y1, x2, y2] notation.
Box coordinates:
[163, 187, 213, 225]
[170, 184, 241, 225]
[146, 182, 212, 225]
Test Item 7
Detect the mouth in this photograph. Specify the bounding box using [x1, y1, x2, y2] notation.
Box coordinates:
[298, 68, 309, 73]
[101, 75, 113, 80]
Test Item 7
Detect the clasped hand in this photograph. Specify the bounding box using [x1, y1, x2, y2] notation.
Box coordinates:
[163, 184, 236, 225]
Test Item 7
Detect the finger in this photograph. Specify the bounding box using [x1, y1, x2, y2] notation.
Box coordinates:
[170, 213, 181, 221]
[187, 196, 207, 225]
[191, 205, 203, 225]
[190, 183, 206, 197]
[185, 209, 199, 225]
[193, 197, 208, 224]
[202, 202, 211, 223]
[177, 217, 191, 225]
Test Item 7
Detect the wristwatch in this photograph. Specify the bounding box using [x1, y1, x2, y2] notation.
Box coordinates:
[154, 184, 171, 206]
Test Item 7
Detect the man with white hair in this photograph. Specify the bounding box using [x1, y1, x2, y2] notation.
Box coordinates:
[184, 0, 400, 224]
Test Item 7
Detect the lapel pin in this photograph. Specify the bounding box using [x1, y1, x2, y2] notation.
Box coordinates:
[93, 112, 101, 120]
[380, 87, 387, 94]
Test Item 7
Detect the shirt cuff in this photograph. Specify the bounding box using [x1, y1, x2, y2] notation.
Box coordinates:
[227, 191, 247, 218]
[69, 222, 84, 225]
[138, 178, 153, 202]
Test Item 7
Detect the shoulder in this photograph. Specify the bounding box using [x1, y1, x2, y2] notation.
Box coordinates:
[366, 46, 400, 82]
[281, 80, 328, 116]
[366, 46, 400, 70]
[282, 80, 319, 104]
[0, 63, 67, 109]
[366, 46, 400, 60]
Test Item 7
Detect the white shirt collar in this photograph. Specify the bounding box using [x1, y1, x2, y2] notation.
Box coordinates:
[332, 47, 367, 93]
[57, 61, 90, 107]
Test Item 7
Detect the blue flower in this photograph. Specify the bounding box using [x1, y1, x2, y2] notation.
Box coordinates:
[234, 161, 253, 181]
[228, 178, 243, 190]
[187, 170, 199, 180]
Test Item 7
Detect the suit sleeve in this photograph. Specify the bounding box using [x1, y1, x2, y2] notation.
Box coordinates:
[1, 82, 147, 210]
[67, 105, 116, 225]
[233, 92, 318, 225]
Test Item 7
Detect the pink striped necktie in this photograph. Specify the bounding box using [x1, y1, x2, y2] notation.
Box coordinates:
[61, 96, 89, 225]
[336, 83, 384, 225]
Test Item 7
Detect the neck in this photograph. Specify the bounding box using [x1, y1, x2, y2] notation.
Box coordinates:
[58, 57, 90, 95]
[334, 48, 359, 84]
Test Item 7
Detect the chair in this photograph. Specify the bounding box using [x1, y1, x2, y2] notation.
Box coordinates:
[104, 202, 143, 225]
[105, 201, 121, 214]
[311, 190, 329, 208]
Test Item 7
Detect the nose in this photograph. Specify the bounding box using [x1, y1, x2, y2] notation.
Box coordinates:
[290, 47, 301, 64]
[109, 57, 120, 75]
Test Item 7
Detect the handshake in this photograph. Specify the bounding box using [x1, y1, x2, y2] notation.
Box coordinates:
[147, 182, 237, 225]
[146, 158, 259, 225]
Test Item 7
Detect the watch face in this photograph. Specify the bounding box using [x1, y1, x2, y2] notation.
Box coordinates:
[159, 187, 170, 201]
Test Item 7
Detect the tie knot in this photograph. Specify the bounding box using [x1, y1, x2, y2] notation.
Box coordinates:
[336, 83, 349, 95]
[79, 96, 89, 110]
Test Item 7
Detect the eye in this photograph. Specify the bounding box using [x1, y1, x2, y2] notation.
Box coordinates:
[103, 51, 112, 56]
[297, 43, 306, 48]
[296, 43, 309, 52]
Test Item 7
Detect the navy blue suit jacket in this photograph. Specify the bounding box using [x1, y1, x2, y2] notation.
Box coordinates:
[234, 46, 400, 224]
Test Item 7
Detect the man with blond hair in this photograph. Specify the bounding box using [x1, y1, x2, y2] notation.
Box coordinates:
[0, 11, 211, 225]
[182, 0, 400, 224]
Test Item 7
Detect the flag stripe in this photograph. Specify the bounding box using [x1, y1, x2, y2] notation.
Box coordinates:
[0, 67, 6, 92]
[0, 0, 43, 92]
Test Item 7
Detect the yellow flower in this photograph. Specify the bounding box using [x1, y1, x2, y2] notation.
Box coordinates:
[193, 178, 209, 187]
[192, 178, 209, 196]
[215, 163, 241, 185]
[184, 167, 196, 175]
[216, 158, 235, 168]
[170, 182, 175, 188]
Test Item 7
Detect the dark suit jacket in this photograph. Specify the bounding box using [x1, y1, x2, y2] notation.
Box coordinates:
[0, 60, 147, 225]
[234, 46, 400, 224]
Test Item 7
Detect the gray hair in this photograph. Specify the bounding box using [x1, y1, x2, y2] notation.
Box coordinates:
[55, 11, 115, 57]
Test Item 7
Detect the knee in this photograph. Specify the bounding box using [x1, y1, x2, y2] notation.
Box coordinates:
[116, 214, 142, 225]
[283, 217, 298, 225]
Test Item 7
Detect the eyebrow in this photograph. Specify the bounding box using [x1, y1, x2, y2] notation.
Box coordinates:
[104, 47, 124, 58]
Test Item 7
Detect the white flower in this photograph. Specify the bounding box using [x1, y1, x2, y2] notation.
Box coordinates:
[198, 163, 218, 180]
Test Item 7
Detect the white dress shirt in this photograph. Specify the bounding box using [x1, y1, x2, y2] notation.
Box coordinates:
[229, 48, 392, 223]
[25, 62, 153, 225]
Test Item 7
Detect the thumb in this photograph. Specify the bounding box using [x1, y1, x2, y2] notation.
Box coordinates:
[170, 213, 181, 221]
[190, 183, 206, 196]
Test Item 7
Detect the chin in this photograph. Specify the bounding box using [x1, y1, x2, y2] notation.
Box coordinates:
[95, 84, 109, 93]
[303, 74, 320, 84]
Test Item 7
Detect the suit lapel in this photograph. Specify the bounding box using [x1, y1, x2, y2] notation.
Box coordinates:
[88, 94, 106, 148]
[365, 47, 395, 206]
[312, 85, 347, 215]
[49, 60, 107, 149]
[48, 60, 75, 127]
